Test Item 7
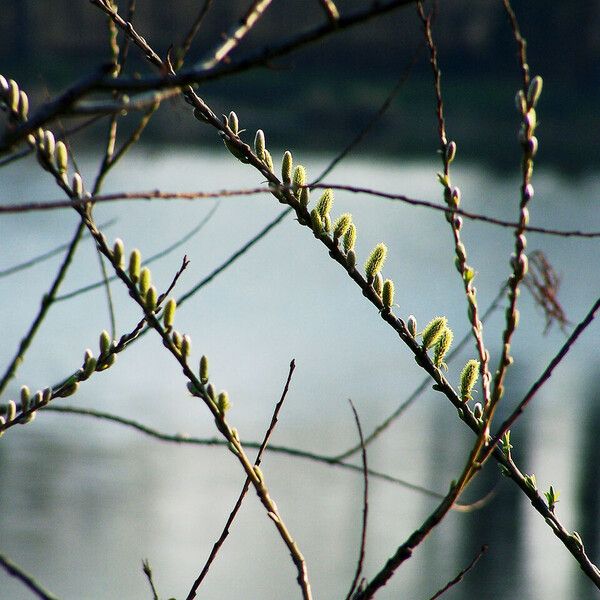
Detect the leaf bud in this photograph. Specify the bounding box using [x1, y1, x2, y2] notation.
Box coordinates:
[171, 330, 183, 350]
[459, 359, 480, 402]
[364, 243, 387, 281]
[72, 173, 83, 199]
[7, 400, 16, 422]
[346, 249, 356, 269]
[82, 349, 97, 379]
[316, 189, 334, 218]
[473, 402, 483, 420]
[310, 208, 323, 235]
[263, 148, 274, 172]
[43, 130, 56, 162]
[293, 165, 306, 197]
[421, 316, 448, 350]
[181, 335, 192, 359]
[200, 355, 209, 384]
[299, 187, 310, 207]
[99, 330, 111, 355]
[373, 272, 383, 297]
[206, 383, 216, 401]
[20, 385, 31, 411]
[333, 213, 352, 242]
[254, 129, 265, 161]
[56, 141, 68, 174]
[139, 267, 151, 296]
[382, 279, 394, 309]
[113, 238, 124, 269]
[527, 75, 543, 108]
[217, 391, 231, 415]
[8, 79, 19, 113]
[407, 315, 417, 337]
[281, 151, 293, 185]
[227, 111, 239, 134]
[445, 141, 457, 163]
[322, 214, 332, 233]
[163, 298, 176, 329]
[129, 249, 141, 284]
[18, 90, 29, 120]
[343, 223, 356, 253]
[515, 89, 527, 113]
[433, 327, 453, 369]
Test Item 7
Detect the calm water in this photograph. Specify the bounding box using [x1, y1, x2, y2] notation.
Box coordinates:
[1, 149, 599, 599]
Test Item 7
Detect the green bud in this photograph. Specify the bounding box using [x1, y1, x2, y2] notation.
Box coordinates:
[56, 141, 68, 174]
[172, 330, 183, 351]
[7, 400, 16, 422]
[18, 90, 29, 120]
[527, 75, 543, 108]
[407, 315, 417, 337]
[82, 349, 96, 379]
[20, 385, 31, 412]
[58, 381, 79, 398]
[42, 388, 52, 405]
[113, 238, 124, 269]
[228, 111, 239, 134]
[421, 316, 447, 350]
[364, 243, 388, 281]
[343, 223, 356, 253]
[99, 330, 111, 355]
[445, 141, 457, 164]
[263, 148, 274, 172]
[145, 286, 157, 311]
[217, 390, 231, 415]
[43, 130, 56, 162]
[181, 335, 191, 359]
[333, 213, 352, 241]
[207, 383, 216, 401]
[524, 473, 537, 492]
[459, 359, 480, 402]
[310, 208, 323, 235]
[544, 485, 560, 510]
[322, 214, 332, 233]
[8, 79, 19, 113]
[72, 173, 83, 199]
[316, 189, 333, 218]
[254, 129, 265, 160]
[281, 151, 293, 185]
[346, 249, 356, 269]
[163, 298, 176, 329]
[299, 187, 310, 207]
[200, 355, 209, 384]
[433, 327, 453, 369]
[382, 278, 394, 309]
[139, 267, 151, 296]
[373, 272, 383, 297]
[129, 249, 141, 284]
[293, 165, 306, 197]
[515, 89, 527, 113]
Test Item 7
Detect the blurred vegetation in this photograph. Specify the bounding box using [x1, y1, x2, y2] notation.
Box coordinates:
[2, 0, 598, 170]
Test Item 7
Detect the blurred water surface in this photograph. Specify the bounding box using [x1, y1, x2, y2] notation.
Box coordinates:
[1, 149, 599, 599]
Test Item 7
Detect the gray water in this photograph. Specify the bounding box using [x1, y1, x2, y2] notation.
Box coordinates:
[1, 149, 599, 599]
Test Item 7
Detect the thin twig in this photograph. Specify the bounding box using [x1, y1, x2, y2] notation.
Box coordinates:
[317, 0, 340, 24]
[426, 545, 487, 600]
[345, 400, 369, 600]
[0, 552, 60, 600]
[483, 294, 600, 465]
[201, 0, 273, 70]
[56, 204, 218, 302]
[141, 559, 159, 600]
[3, 186, 598, 239]
[186, 360, 296, 600]
[176, 0, 214, 69]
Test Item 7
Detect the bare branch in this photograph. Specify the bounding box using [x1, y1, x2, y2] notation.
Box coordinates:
[426, 545, 487, 600]
[0, 552, 60, 600]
